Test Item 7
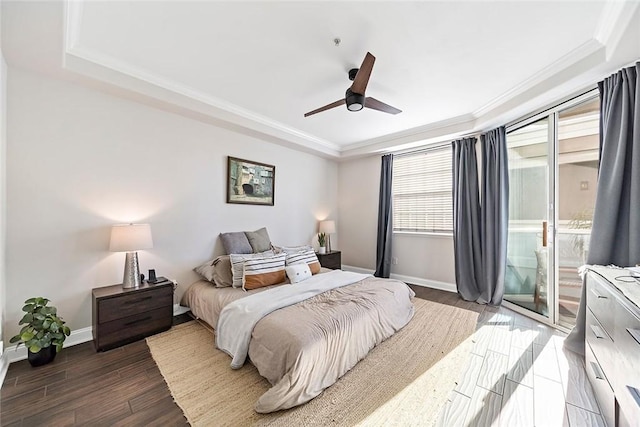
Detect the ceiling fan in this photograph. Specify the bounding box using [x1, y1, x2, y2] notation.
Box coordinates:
[304, 52, 402, 117]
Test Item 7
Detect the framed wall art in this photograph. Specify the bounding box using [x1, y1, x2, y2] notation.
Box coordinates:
[226, 156, 275, 206]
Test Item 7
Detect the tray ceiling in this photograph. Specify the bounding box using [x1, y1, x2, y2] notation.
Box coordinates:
[3, 1, 640, 158]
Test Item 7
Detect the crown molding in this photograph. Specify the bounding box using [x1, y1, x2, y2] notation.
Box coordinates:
[60, 0, 636, 160]
[594, 1, 640, 59]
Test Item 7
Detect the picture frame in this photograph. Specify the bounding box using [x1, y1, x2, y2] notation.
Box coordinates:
[226, 156, 275, 206]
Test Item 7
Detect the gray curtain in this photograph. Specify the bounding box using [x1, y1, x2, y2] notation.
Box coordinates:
[480, 127, 510, 305]
[452, 137, 483, 301]
[375, 154, 394, 278]
[565, 62, 640, 355]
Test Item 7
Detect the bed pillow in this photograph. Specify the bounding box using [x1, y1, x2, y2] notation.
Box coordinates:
[194, 259, 216, 282]
[278, 245, 313, 254]
[285, 249, 321, 275]
[242, 253, 287, 291]
[285, 263, 312, 284]
[230, 250, 275, 288]
[212, 255, 233, 287]
[220, 232, 253, 255]
[245, 227, 272, 253]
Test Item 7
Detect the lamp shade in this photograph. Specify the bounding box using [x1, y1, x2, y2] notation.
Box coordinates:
[109, 223, 153, 252]
[319, 220, 336, 234]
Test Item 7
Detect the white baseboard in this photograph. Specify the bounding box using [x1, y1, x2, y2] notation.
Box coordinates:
[342, 265, 457, 293]
[0, 351, 9, 389]
[4, 326, 94, 364]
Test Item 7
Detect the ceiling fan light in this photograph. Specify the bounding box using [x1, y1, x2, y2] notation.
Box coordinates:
[345, 88, 365, 112]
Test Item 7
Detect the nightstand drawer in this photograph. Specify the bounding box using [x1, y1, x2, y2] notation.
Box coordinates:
[98, 286, 173, 323]
[586, 273, 616, 337]
[317, 251, 341, 270]
[96, 306, 172, 350]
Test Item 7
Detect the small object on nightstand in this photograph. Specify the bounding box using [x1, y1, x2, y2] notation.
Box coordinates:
[148, 269, 157, 282]
[316, 250, 341, 270]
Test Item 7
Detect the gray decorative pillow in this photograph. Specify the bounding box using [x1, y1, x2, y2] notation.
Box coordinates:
[194, 259, 216, 282]
[212, 255, 233, 288]
[220, 232, 252, 255]
[245, 227, 272, 253]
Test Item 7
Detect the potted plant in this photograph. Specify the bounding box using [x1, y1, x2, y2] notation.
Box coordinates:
[9, 297, 71, 367]
[318, 232, 327, 254]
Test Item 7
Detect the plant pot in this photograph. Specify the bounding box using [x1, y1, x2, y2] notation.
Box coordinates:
[319, 247, 326, 254]
[28, 346, 57, 367]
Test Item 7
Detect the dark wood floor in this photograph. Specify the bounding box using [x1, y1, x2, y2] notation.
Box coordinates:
[1, 286, 477, 426]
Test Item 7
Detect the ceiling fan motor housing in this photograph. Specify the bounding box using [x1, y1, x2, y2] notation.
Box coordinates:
[345, 88, 365, 111]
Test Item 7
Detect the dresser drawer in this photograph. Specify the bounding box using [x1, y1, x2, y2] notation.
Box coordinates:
[98, 286, 173, 323]
[586, 308, 615, 384]
[586, 274, 616, 337]
[585, 342, 616, 427]
[614, 304, 640, 424]
[96, 306, 172, 350]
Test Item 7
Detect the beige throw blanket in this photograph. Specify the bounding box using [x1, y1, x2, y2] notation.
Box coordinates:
[217, 270, 370, 369]
[183, 276, 415, 413]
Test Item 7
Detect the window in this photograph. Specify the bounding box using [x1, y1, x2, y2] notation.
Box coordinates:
[392, 146, 453, 233]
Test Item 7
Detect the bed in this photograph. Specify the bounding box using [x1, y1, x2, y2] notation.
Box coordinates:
[181, 268, 415, 413]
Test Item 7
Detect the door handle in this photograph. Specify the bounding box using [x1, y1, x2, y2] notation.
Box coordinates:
[590, 288, 607, 299]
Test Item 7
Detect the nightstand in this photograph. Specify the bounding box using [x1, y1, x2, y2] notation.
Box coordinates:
[316, 250, 341, 270]
[92, 281, 173, 351]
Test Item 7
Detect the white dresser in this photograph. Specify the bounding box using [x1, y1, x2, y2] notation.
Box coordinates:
[585, 266, 640, 427]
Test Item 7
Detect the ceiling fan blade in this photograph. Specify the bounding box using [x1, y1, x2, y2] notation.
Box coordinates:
[365, 97, 402, 115]
[304, 99, 345, 117]
[350, 52, 375, 95]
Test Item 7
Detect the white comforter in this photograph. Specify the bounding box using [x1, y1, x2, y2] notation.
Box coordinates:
[216, 270, 369, 369]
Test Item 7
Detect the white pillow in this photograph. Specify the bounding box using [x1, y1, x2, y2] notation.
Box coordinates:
[229, 250, 274, 288]
[285, 263, 312, 284]
[279, 245, 313, 254]
[285, 249, 321, 274]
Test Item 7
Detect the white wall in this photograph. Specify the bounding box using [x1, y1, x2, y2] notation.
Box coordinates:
[337, 156, 456, 287]
[0, 9, 7, 365]
[5, 68, 338, 340]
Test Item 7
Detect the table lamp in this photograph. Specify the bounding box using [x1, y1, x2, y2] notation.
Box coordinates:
[319, 220, 336, 252]
[110, 223, 153, 288]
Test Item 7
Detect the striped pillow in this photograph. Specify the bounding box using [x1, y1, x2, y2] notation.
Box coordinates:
[230, 250, 274, 288]
[242, 253, 287, 290]
[285, 249, 321, 275]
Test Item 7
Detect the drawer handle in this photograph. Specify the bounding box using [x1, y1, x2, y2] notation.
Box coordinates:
[124, 316, 152, 326]
[590, 288, 607, 299]
[590, 324, 606, 339]
[627, 328, 640, 346]
[627, 386, 640, 408]
[590, 361, 604, 380]
[124, 296, 153, 305]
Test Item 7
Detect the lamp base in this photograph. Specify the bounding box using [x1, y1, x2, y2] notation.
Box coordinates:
[326, 235, 332, 253]
[123, 251, 141, 289]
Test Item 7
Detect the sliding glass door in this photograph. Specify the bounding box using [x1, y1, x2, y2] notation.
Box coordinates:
[505, 117, 553, 319]
[504, 94, 599, 328]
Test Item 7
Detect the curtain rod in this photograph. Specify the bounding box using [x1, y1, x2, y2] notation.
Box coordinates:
[393, 133, 480, 157]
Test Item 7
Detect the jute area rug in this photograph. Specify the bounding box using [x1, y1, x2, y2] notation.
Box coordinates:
[147, 297, 479, 427]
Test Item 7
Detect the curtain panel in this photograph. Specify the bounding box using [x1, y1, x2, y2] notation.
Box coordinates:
[452, 137, 483, 301]
[480, 127, 509, 305]
[375, 154, 394, 278]
[565, 62, 640, 355]
[452, 127, 509, 305]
